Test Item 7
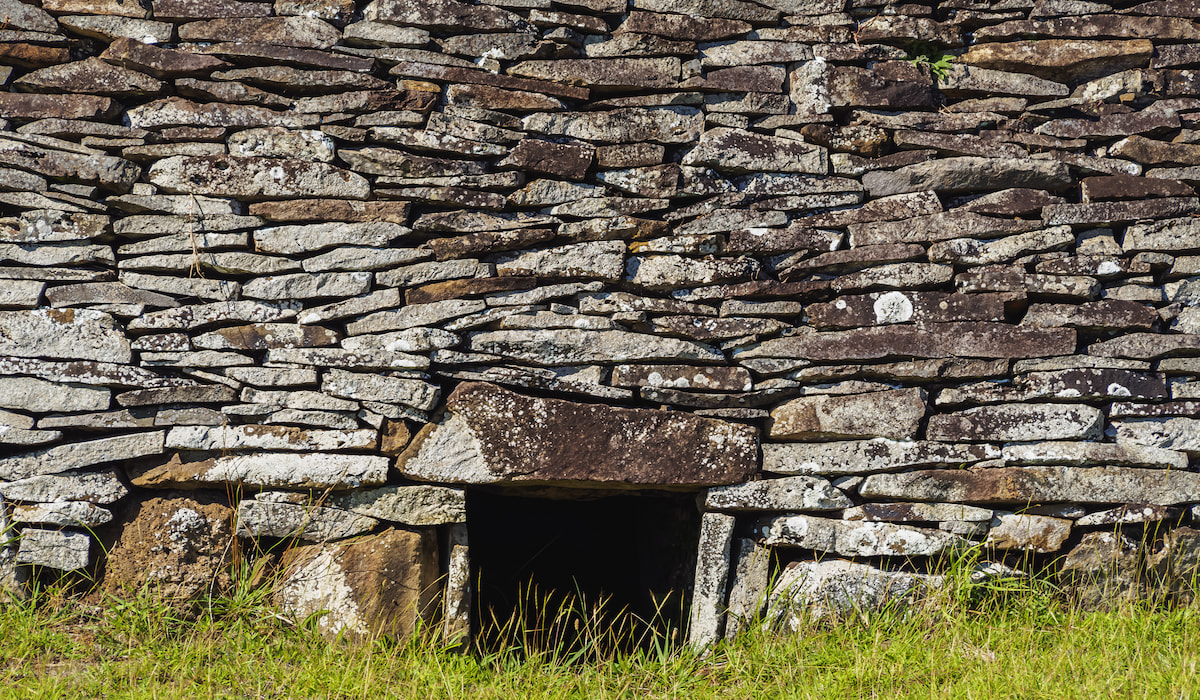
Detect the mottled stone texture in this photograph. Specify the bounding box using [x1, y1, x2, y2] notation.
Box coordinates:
[1, 0, 1198, 633]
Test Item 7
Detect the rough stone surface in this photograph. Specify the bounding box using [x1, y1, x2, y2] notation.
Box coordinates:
[768, 559, 941, 625]
[398, 382, 756, 488]
[274, 528, 440, 639]
[100, 493, 233, 602]
[705, 476, 851, 512]
[759, 514, 960, 556]
[769, 388, 926, 441]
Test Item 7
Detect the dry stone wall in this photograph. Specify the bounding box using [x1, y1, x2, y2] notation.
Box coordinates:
[2, 0, 1200, 640]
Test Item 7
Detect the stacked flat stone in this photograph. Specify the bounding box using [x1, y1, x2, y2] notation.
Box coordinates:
[1, 0, 1199, 638]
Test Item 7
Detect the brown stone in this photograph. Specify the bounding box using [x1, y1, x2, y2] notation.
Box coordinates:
[445, 83, 566, 111]
[99, 492, 234, 604]
[0, 94, 118, 121]
[397, 382, 757, 488]
[178, 17, 341, 49]
[15, 57, 164, 97]
[389, 61, 588, 100]
[724, 225, 842, 255]
[769, 388, 927, 441]
[827, 65, 938, 109]
[295, 90, 436, 114]
[153, 0, 273, 19]
[405, 276, 535, 305]
[1088, 333, 1200, 360]
[0, 44, 71, 70]
[1082, 174, 1195, 201]
[611, 364, 751, 392]
[274, 528, 440, 639]
[249, 200, 410, 223]
[379, 419, 412, 456]
[681, 66, 785, 94]
[364, 0, 529, 31]
[960, 189, 1065, 217]
[807, 291, 1010, 330]
[1022, 300, 1158, 331]
[428, 228, 555, 261]
[100, 37, 230, 78]
[861, 466, 1200, 506]
[497, 139, 594, 181]
[1044, 198, 1199, 226]
[928, 403, 1103, 442]
[1109, 135, 1200, 166]
[617, 10, 750, 41]
[958, 39, 1155, 81]
[736, 322, 1075, 361]
[510, 58, 680, 90]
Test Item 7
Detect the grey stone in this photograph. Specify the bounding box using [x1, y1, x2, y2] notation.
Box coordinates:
[16, 528, 90, 571]
[347, 299, 485, 335]
[1148, 527, 1200, 603]
[0, 309, 130, 363]
[767, 559, 941, 625]
[705, 476, 851, 512]
[11, 501, 112, 527]
[863, 157, 1072, 196]
[0, 134, 139, 193]
[687, 512, 735, 649]
[466, 329, 723, 365]
[986, 514, 1072, 553]
[758, 514, 961, 557]
[264, 348, 428, 370]
[236, 499, 378, 542]
[129, 301, 299, 331]
[327, 485, 466, 526]
[843, 502, 995, 523]
[149, 155, 370, 200]
[322, 370, 440, 412]
[165, 425, 376, 452]
[0, 377, 109, 413]
[132, 453, 389, 491]
[762, 440, 1001, 476]
[242, 272, 372, 301]
[682, 127, 827, 174]
[1060, 532, 1144, 609]
[769, 388, 926, 441]
[522, 107, 704, 144]
[860, 465, 1200, 506]
[1115, 418, 1200, 455]
[1001, 441, 1187, 469]
[227, 127, 335, 163]
[496, 241, 625, 281]
[2, 469, 128, 504]
[928, 403, 1103, 442]
[0, 431, 163, 481]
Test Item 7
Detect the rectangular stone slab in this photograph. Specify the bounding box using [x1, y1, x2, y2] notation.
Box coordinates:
[860, 466, 1200, 506]
[397, 381, 757, 488]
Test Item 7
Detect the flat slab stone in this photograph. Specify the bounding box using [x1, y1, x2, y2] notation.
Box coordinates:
[736, 322, 1075, 361]
[132, 453, 389, 490]
[236, 500, 378, 542]
[757, 514, 961, 557]
[705, 476, 850, 512]
[165, 425, 376, 452]
[986, 514, 1071, 553]
[1, 469, 128, 504]
[1001, 441, 1188, 469]
[928, 403, 1103, 441]
[0, 431, 164, 481]
[327, 485, 466, 526]
[397, 381, 757, 488]
[863, 156, 1072, 196]
[16, 528, 90, 571]
[769, 388, 926, 441]
[0, 309, 130, 363]
[466, 329, 724, 365]
[860, 465, 1200, 505]
[763, 439, 1000, 476]
[149, 155, 370, 200]
[1115, 418, 1200, 455]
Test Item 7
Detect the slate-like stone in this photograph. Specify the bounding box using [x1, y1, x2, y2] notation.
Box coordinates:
[0, 431, 163, 481]
[617, 10, 749, 41]
[958, 39, 1154, 81]
[682, 127, 827, 174]
[397, 382, 757, 487]
[737, 322, 1075, 361]
[705, 476, 851, 511]
[179, 16, 341, 48]
[861, 465, 1200, 505]
[466, 328, 723, 365]
[763, 439, 999, 476]
[16, 57, 163, 97]
[863, 156, 1072, 196]
[327, 485, 466, 526]
[132, 453, 389, 490]
[0, 376, 109, 414]
[323, 369, 440, 411]
[769, 388, 926, 441]
[236, 500, 378, 542]
[758, 514, 961, 557]
[522, 107, 704, 144]
[0, 135, 139, 193]
[986, 514, 1071, 553]
[928, 403, 1103, 442]
[0, 309, 130, 363]
[165, 425, 375, 452]
[0, 94, 118, 121]
[1116, 418, 1200, 455]
[15, 529, 90, 571]
[2, 469, 128, 504]
[1060, 532, 1144, 609]
[149, 155, 370, 200]
[1001, 441, 1187, 469]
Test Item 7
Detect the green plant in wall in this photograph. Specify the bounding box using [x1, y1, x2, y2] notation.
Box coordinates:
[906, 43, 955, 81]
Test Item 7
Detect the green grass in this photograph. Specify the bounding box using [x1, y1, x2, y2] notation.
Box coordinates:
[2, 572, 1199, 699]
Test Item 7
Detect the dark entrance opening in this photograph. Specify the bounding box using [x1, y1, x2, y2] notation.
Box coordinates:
[467, 489, 701, 654]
